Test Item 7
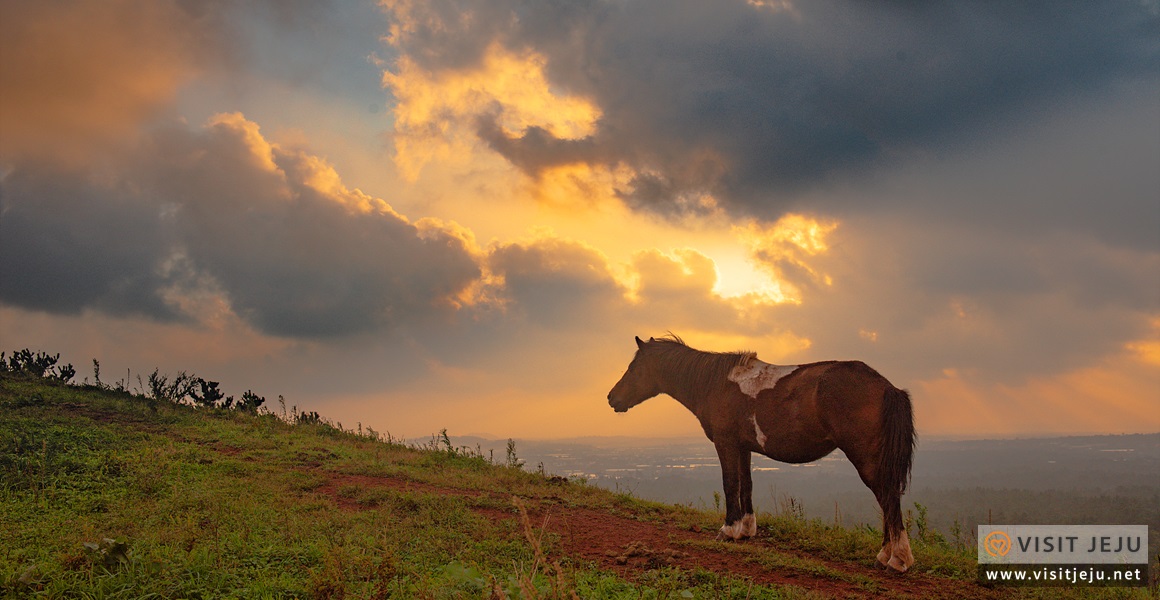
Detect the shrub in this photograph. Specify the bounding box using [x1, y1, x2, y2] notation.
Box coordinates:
[1, 349, 75, 383]
[147, 369, 196, 403]
[237, 390, 265, 413]
[190, 378, 226, 408]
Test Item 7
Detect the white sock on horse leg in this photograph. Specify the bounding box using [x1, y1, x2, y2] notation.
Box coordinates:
[741, 513, 756, 537]
[717, 521, 745, 540]
[887, 530, 914, 573]
[877, 539, 892, 566]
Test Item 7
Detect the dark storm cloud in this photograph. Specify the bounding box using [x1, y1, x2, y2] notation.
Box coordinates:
[0, 165, 178, 320]
[0, 115, 482, 338]
[385, 0, 1160, 217]
[474, 118, 601, 176]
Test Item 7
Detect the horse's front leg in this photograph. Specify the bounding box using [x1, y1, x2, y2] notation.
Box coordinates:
[714, 440, 750, 541]
[738, 449, 756, 537]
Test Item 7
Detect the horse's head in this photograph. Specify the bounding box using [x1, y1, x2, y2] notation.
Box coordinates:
[608, 336, 663, 412]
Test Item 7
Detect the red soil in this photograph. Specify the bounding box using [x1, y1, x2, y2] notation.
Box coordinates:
[315, 471, 1004, 599]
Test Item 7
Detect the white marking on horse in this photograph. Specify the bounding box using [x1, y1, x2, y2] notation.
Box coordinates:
[718, 513, 757, 540]
[740, 512, 757, 537]
[716, 522, 741, 540]
[877, 529, 915, 573]
[749, 414, 767, 447]
[889, 530, 914, 573]
[728, 354, 798, 399]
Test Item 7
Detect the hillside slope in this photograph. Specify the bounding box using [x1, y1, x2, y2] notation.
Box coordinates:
[0, 373, 1148, 598]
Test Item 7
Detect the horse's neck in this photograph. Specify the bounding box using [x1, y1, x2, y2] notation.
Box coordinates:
[657, 348, 730, 418]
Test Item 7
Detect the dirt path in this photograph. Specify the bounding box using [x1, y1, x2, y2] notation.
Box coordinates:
[315, 471, 1003, 599]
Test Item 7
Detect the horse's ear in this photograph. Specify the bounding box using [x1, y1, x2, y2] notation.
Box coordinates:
[635, 336, 645, 349]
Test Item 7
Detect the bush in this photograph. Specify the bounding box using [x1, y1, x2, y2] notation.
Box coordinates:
[147, 369, 196, 403]
[237, 390, 265, 413]
[1, 349, 75, 383]
[190, 378, 226, 408]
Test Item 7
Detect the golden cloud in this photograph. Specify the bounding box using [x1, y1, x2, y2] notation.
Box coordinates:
[1125, 316, 1160, 367]
[383, 42, 601, 180]
[734, 214, 839, 303]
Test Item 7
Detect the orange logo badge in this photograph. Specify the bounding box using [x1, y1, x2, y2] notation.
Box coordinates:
[984, 531, 1012, 557]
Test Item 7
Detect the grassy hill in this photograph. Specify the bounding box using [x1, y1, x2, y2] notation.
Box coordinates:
[1, 370, 1154, 599]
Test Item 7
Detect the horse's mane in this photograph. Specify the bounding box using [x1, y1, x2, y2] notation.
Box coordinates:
[645, 334, 754, 397]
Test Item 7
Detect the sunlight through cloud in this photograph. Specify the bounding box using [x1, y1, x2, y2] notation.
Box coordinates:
[733, 214, 839, 303]
[383, 42, 601, 180]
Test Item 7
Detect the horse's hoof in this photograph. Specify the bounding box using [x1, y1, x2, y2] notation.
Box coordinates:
[716, 522, 745, 541]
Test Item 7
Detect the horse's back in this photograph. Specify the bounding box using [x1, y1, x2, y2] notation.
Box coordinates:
[751, 360, 894, 459]
[746, 362, 841, 461]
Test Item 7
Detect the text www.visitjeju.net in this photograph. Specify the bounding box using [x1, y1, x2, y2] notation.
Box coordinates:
[979, 564, 1148, 587]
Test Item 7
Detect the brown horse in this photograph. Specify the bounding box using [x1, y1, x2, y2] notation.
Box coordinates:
[607, 335, 916, 572]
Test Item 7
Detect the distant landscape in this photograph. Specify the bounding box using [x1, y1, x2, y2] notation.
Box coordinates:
[455, 432, 1160, 557]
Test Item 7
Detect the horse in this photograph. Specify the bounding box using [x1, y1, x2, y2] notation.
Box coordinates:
[606, 335, 917, 572]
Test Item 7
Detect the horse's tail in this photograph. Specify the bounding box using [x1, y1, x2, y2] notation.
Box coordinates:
[879, 386, 916, 497]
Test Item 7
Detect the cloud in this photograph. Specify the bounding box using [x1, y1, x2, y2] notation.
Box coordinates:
[0, 113, 482, 338]
[0, 164, 178, 319]
[914, 347, 1160, 437]
[487, 235, 627, 326]
[752, 215, 1160, 384]
[0, 0, 391, 167]
[381, 0, 1160, 217]
[481, 227, 822, 344]
[0, 0, 218, 164]
[383, 42, 602, 181]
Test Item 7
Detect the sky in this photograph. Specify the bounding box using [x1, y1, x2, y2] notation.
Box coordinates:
[1, 0, 1157, 440]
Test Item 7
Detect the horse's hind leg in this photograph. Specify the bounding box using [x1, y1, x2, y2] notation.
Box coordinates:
[878, 489, 913, 572]
[849, 450, 913, 572]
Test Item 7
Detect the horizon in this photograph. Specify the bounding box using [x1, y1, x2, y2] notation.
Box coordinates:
[2, 1, 1157, 442]
[442, 431, 1160, 449]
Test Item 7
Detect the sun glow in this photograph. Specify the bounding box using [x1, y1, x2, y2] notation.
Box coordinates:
[707, 247, 793, 304]
[526, 162, 636, 211]
[1125, 316, 1160, 366]
[732, 214, 839, 302]
[383, 42, 601, 180]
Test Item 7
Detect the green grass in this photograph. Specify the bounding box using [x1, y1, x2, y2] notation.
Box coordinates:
[1, 372, 1155, 599]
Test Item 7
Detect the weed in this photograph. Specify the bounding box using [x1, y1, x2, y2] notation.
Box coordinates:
[510, 496, 581, 600]
[506, 438, 524, 469]
[778, 494, 806, 521]
[82, 537, 132, 572]
[91, 359, 104, 389]
[909, 502, 948, 548]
